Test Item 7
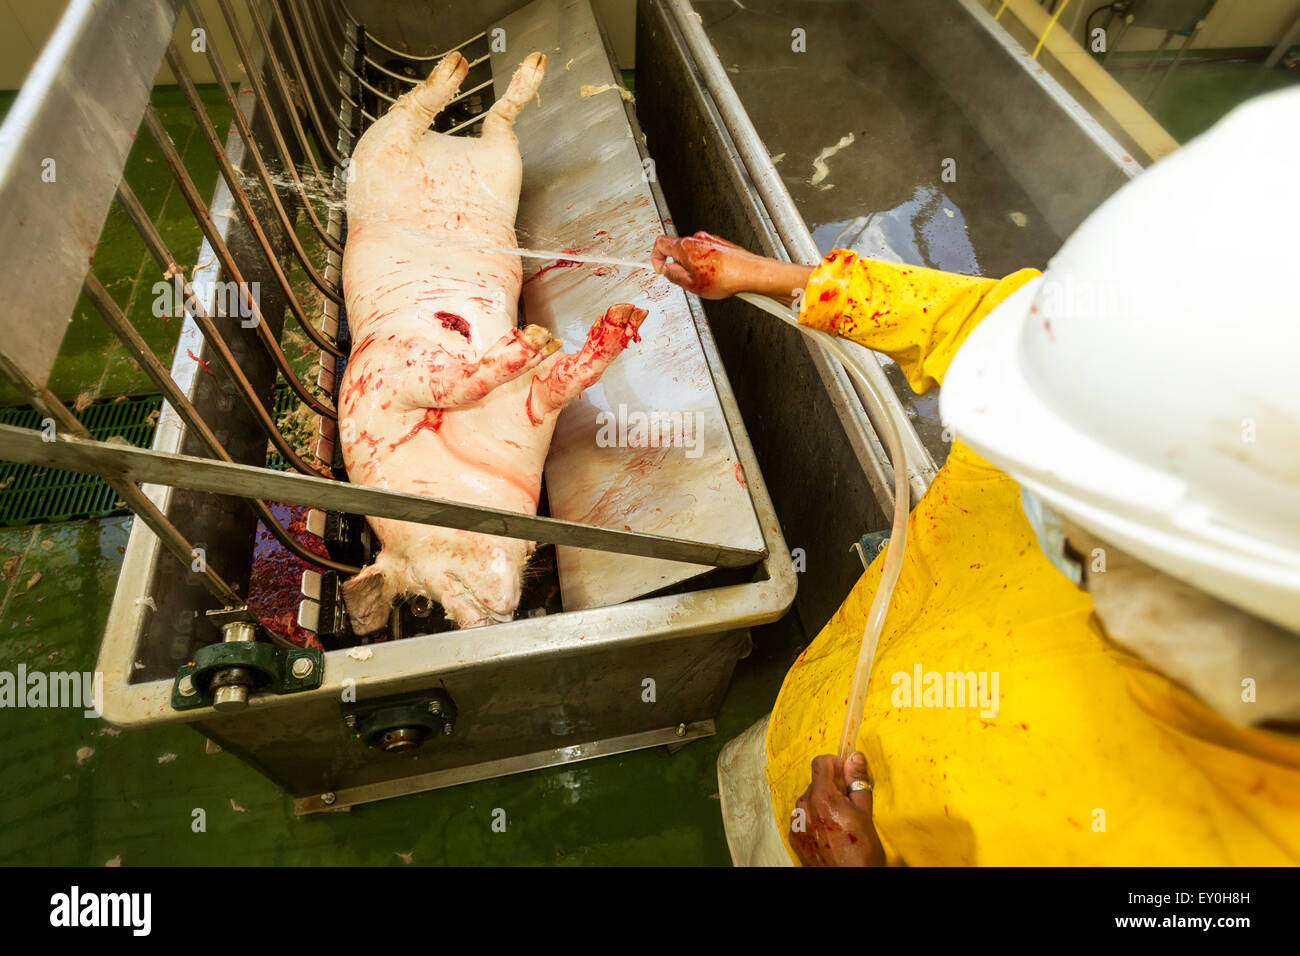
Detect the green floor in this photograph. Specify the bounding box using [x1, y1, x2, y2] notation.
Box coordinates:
[0, 53, 1294, 865]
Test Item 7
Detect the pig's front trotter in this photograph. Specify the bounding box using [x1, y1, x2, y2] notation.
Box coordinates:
[395, 51, 470, 128]
[403, 324, 562, 409]
[526, 304, 648, 420]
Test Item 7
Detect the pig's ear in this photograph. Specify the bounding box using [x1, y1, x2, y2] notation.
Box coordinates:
[341, 563, 393, 635]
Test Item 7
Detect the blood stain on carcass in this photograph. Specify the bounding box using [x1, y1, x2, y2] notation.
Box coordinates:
[389, 408, 445, 451]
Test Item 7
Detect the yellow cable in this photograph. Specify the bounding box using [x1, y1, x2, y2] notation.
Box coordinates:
[995, 0, 1010, 19]
[1033, 0, 1075, 58]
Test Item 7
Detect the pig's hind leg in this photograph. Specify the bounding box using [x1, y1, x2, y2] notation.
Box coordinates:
[527, 304, 648, 420]
[401, 324, 561, 409]
[481, 53, 547, 138]
[382, 51, 471, 139]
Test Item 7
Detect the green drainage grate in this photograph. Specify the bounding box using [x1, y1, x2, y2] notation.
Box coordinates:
[0, 395, 164, 527]
[263, 386, 303, 472]
[0, 387, 309, 526]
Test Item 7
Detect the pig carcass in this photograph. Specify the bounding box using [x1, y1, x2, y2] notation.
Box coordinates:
[339, 51, 646, 629]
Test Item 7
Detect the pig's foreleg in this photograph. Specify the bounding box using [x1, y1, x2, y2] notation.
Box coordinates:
[400, 324, 561, 409]
[526, 304, 648, 421]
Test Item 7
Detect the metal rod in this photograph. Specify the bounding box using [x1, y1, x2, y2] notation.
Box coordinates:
[1148, 24, 1200, 102]
[447, 77, 495, 107]
[138, 100, 338, 431]
[278, 0, 358, 110]
[243, 0, 333, 186]
[360, 28, 491, 82]
[350, 73, 494, 135]
[1143, 31, 1174, 78]
[352, 53, 491, 105]
[211, 0, 342, 256]
[295, 0, 347, 69]
[1264, 10, 1300, 69]
[0, 425, 768, 569]
[347, 1, 486, 65]
[268, 0, 349, 166]
[116, 170, 327, 478]
[81, 272, 358, 576]
[0, 354, 240, 605]
[172, 23, 344, 311]
[361, 55, 427, 86]
[166, 45, 344, 371]
[313, 0, 351, 35]
[446, 109, 489, 136]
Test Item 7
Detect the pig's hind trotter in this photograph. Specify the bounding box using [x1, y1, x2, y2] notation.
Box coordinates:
[482, 52, 547, 139]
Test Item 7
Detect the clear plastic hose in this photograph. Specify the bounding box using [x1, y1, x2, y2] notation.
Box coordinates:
[738, 292, 910, 765]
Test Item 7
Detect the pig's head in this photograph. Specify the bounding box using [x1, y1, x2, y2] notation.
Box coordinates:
[341, 530, 530, 632]
[424, 531, 530, 628]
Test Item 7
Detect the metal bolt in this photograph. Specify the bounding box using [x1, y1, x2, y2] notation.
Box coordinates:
[427, 700, 443, 716]
[343, 714, 357, 729]
[178, 675, 197, 697]
[442, 723, 454, 736]
[321, 792, 336, 806]
[291, 657, 314, 679]
[675, 723, 687, 737]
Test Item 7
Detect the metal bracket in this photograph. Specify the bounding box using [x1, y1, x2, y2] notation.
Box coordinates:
[172, 639, 324, 712]
[203, 604, 258, 626]
[342, 688, 457, 753]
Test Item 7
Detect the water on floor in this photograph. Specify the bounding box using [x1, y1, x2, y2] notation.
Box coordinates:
[695, 0, 1064, 464]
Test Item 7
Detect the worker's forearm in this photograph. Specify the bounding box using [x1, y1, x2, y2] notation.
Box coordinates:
[799, 250, 1040, 393]
[754, 261, 815, 304]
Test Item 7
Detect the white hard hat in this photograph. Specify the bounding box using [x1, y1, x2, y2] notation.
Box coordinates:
[941, 87, 1300, 634]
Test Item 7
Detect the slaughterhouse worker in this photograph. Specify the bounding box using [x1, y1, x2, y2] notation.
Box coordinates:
[651, 89, 1300, 866]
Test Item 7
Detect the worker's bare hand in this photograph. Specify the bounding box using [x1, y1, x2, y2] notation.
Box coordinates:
[789, 753, 885, 867]
[652, 232, 764, 299]
[652, 232, 812, 303]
